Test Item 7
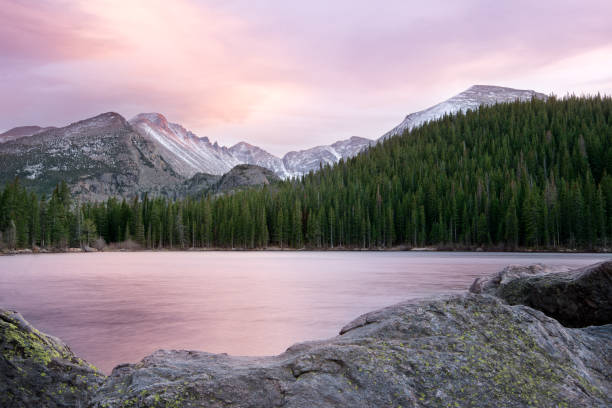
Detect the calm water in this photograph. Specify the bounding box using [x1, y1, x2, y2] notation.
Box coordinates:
[0, 252, 609, 373]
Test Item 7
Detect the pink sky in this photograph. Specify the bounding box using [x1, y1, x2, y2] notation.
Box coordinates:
[1, 0, 612, 155]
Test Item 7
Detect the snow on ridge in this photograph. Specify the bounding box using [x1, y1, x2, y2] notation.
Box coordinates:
[280, 136, 374, 178]
[130, 113, 239, 177]
[229, 142, 290, 178]
[380, 85, 547, 140]
[131, 110, 376, 180]
[126, 85, 547, 180]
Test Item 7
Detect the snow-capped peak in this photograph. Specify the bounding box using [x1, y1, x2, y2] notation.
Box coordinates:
[281, 136, 374, 177]
[129, 113, 239, 178]
[380, 85, 547, 140]
[131, 112, 169, 128]
[229, 142, 289, 178]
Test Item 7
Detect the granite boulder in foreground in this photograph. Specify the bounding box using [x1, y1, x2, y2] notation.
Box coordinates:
[470, 261, 612, 327]
[1, 261, 611, 407]
[0, 310, 105, 407]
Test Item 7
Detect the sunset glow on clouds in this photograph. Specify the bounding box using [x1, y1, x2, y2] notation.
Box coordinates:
[2, 0, 612, 154]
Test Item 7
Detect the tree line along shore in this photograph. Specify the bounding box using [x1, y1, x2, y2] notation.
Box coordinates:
[1, 96, 611, 251]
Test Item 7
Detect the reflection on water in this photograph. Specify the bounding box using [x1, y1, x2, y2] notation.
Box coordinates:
[0, 251, 609, 373]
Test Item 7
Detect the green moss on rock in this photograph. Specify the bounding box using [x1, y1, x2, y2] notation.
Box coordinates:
[0, 309, 105, 408]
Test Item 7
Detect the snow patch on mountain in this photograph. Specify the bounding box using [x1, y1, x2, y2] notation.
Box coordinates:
[130, 112, 375, 179]
[282, 136, 374, 177]
[129, 113, 239, 178]
[229, 142, 290, 178]
[380, 85, 547, 140]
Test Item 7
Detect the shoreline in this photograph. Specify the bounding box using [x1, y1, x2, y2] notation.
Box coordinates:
[2, 246, 611, 256]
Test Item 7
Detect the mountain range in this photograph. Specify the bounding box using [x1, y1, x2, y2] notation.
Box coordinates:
[0, 85, 546, 199]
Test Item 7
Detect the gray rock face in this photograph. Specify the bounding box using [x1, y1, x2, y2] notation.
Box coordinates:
[0, 125, 55, 143]
[160, 166, 278, 198]
[0, 112, 182, 201]
[213, 164, 280, 193]
[2, 263, 610, 407]
[0, 309, 104, 408]
[130, 113, 241, 178]
[178, 172, 222, 197]
[470, 261, 612, 327]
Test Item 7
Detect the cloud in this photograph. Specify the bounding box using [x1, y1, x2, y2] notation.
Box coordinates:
[0, 0, 118, 61]
[1, 0, 611, 154]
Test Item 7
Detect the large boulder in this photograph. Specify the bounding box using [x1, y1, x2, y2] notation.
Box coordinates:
[90, 294, 611, 408]
[0, 309, 105, 408]
[470, 261, 612, 327]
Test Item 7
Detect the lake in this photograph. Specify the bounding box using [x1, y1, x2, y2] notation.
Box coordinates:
[0, 251, 609, 373]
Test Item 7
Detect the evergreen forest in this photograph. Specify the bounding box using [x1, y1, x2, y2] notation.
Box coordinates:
[1, 96, 611, 251]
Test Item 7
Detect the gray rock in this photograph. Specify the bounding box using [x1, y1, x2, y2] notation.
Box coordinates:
[91, 293, 611, 407]
[0, 309, 104, 408]
[470, 261, 612, 327]
[213, 164, 280, 194]
[0, 112, 183, 201]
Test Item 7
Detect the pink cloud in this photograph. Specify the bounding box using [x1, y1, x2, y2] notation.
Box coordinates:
[1, 0, 611, 154]
[0, 0, 120, 61]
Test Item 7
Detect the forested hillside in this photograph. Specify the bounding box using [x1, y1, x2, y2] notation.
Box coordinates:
[1, 96, 611, 250]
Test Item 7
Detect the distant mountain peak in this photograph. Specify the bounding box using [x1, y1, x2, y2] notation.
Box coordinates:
[87, 112, 125, 122]
[131, 112, 171, 130]
[230, 141, 274, 155]
[129, 112, 239, 178]
[58, 112, 131, 138]
[281, 136, 374, 177]
[380, 85, 547, 140]
[231, 141, 258, 149]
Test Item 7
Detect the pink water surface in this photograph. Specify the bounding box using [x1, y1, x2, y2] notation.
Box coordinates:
[0, 251, 608, 373]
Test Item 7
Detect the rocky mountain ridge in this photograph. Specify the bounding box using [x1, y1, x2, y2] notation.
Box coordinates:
[380, 85, 547, 140]
[0, 85, 547, 198]
[0, 112, 182, 201]
[129, 113, 240, 178]
[169, 164, 280, 198]
[0, 126, 56, 143]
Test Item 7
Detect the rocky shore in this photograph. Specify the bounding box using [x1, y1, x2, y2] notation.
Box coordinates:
[1, 261, 610, 407]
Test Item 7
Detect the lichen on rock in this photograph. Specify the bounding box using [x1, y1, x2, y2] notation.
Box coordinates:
[0, 309, 104, 408]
